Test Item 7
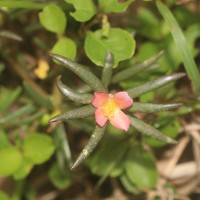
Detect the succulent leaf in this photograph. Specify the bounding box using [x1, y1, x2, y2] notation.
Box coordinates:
[49, 105, 95, 123]
[70, 125, 106, 171]
[56, 76, 93, 104]
[126, 73, 185, 98]
[112, 50, 164, 83]
[50, 54, 107, 92]
[101, 52, 114, 88]
[129, 116, 177, 144]
[128, 102, 182, 113]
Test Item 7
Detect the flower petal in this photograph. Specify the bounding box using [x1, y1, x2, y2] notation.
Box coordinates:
[113, 92, 133, 109]
[109, 110, 130, 131]
[92, 92, 109, 108]
[95, 108, 108, 127]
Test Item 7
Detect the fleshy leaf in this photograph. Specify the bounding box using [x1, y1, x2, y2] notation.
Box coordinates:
[39, 4, 67, 34]
[49, 105, 95, 123]
[50, 54, 107, 92]
[101, 52, 114, 88]
[112, 50, 164, 83]
[70, 125, 106, 171]
[85, 28, 135, 67]
[144, 115, 181, 148]
[128, 102, 182, 113]
[66, 0, 96, 22]
[126, 73, 185, 98]
[125, 145, 158, 189]
[51, 37, 77, 60]
[23, 133, 55, 165]
[129, 116, 177, 144]
[56, 76, 93, 104]
[0, 147, 22, 176]
[99, 0, 134, 13]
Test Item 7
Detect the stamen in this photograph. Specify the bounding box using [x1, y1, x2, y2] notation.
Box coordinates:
[102, 98, 118, 118]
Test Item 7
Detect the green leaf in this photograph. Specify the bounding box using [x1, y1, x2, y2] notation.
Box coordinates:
[51, 37, 76, 60]
[85, 28, 135, 67]
[87, 134, 127, 177]
[128, 102, 182, 113]
[125, 145, 158, 189]
[112, 50, 164, 83]
[0, 128, 11, 149]
[0, 0, 45, 9]
[144, 115, 181, 148]
[185, 24, 200, 56]
[13, 157, 33, 180]
[0, 87, 22, 114]
[49, 105, 95, 123]
[23, 133, 55, 165]
[0, 147, 22, 176]
[99, 0, 134, 13]
[71, 125, 106, 171]
[126, 73, 185, 98]
[0, 104, 36, 124]
[55, 76, 93, 104]
[23, 82, 52, 109]
[101, 52, 114, 88]
[50, 54, 107, 92]
[129, 116, 177, 144]
[54, 124, 72, 167]
[156, 1, 200, 94]
[49, 163, 72, 189]
[0, 191, 10, 200]
[120, 174, 140, 194]
[66, 0, 96, 22]
[39, 4, 67, 34]
[137, 7, 161, 40]
[11, 110, 45, 126]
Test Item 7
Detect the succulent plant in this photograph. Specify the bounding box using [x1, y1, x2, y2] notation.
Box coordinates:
[49, 52, 184, 171]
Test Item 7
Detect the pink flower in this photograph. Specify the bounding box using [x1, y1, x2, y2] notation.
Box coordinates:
[92, 92, 133, 131]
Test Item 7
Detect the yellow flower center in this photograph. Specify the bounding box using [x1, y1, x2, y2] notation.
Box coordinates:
[102, 96, 118, 118]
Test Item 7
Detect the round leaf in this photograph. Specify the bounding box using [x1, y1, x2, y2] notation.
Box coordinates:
[87, 134, 127, 176]
[85, 28, 135, 67]
[0, 147, 22, 176]
[39, 4, 67, 34]
[13, 157, 33, 180]
[23, 133, 55, 165]
[49, 163, 72, 189]
[66, 0, 96, 22]
[51, 37, 77, 60]
[125, 145, 158, 189]
[120, 174, 140, 194]
[99, 0, 134, 13]
[0, 191, 10, 200]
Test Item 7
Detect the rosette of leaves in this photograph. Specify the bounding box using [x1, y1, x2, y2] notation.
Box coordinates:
[49, 52, 184, 171]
